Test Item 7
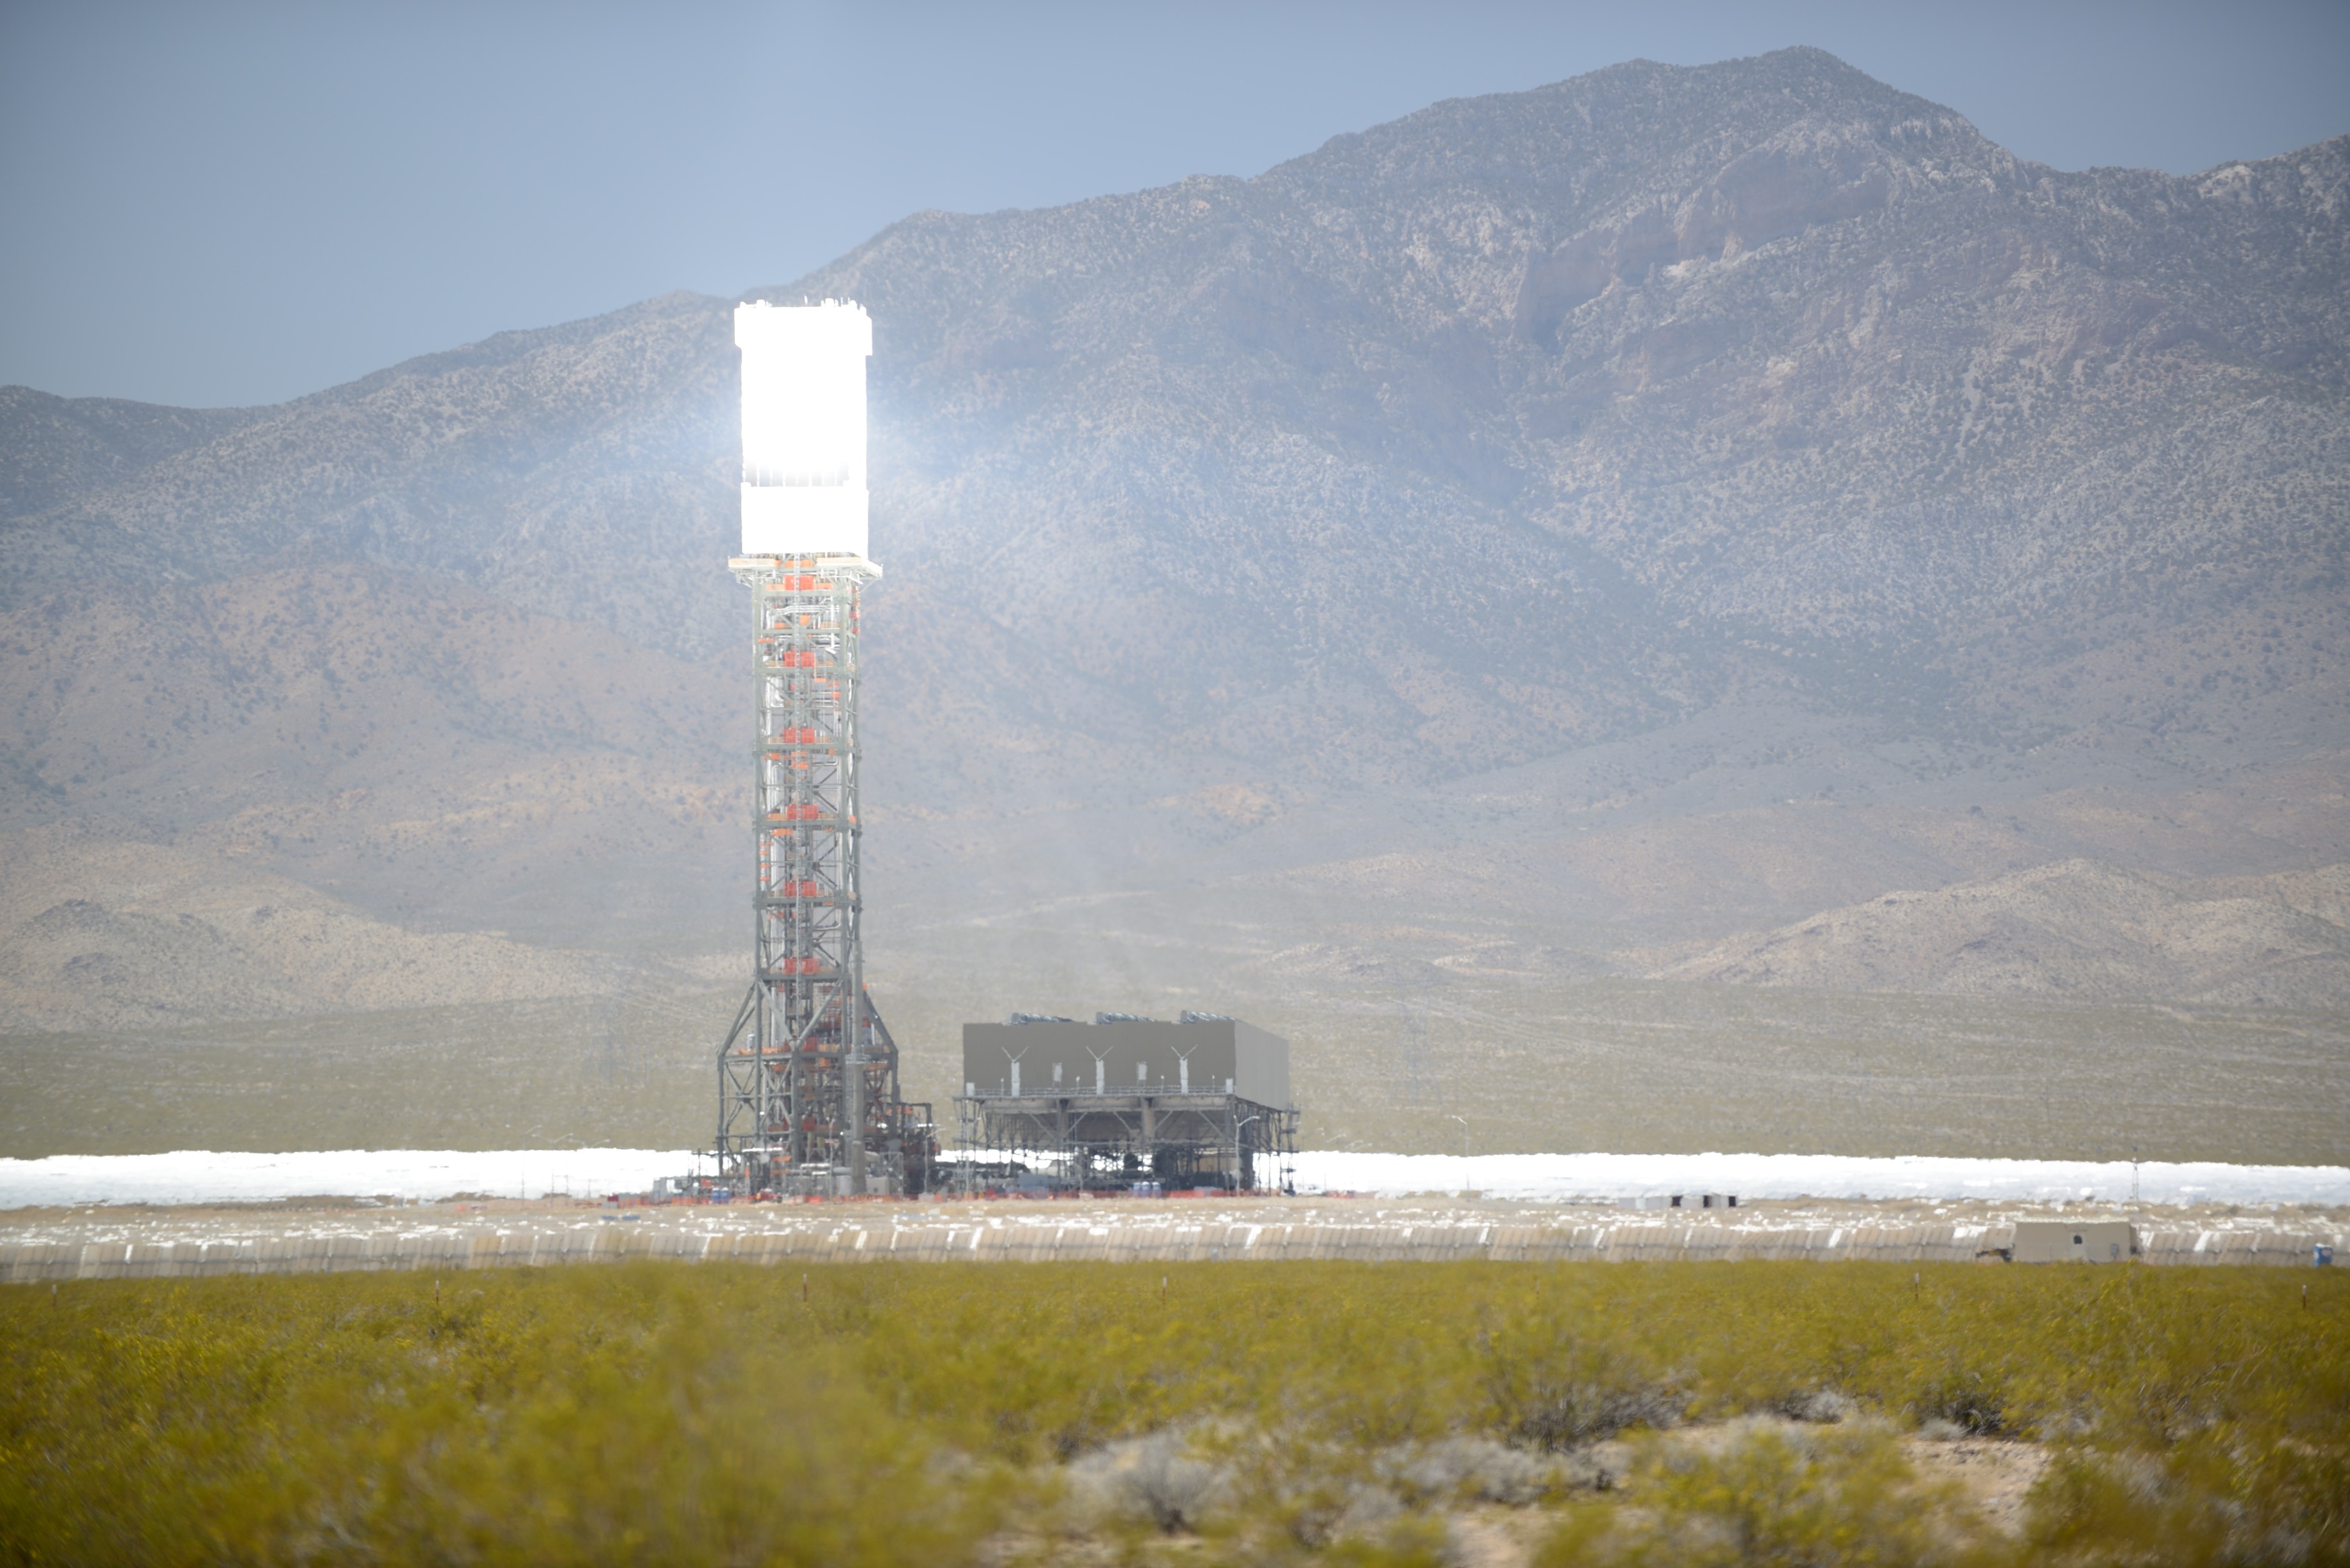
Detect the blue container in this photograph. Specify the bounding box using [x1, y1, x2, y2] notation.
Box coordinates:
[2317, 1244, 2333, 1267]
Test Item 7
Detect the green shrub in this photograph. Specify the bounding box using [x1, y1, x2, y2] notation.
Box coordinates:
[1478, 1318, 1684, 1449]
[0, 1267, 994, 1565]
[0, 1259, 2340, 1562]
[1537, 1421, 2005, 1567]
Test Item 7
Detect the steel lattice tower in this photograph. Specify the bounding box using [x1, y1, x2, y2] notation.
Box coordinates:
[715, 299, 928, 1196]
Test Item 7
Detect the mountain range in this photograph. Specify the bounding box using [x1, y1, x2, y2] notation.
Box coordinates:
[3, 48, 2344, 1138]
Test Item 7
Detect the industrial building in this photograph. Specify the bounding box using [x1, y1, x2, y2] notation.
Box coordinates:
[711, 299, 932, 1196]
[706, 304, 1298, 1200]
[1620, 1194, 1740, 1210]
[953, 1013, 1299, 1193]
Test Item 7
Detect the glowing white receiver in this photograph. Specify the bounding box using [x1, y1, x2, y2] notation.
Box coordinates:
[735, 298, 872, 558]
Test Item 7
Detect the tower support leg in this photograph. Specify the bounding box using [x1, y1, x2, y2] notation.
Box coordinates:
[714, 554, 928, 1196]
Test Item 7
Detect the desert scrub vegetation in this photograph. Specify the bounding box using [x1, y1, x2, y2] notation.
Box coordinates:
[0, 1260, 2342, 1564]
[1537, 1418, 2010, 1567]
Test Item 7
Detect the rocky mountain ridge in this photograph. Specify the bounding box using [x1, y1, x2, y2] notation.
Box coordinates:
[2, 47, 2344, 1041]
[1647, 857, 2350, 1007]
[0, 820, 620, 1034]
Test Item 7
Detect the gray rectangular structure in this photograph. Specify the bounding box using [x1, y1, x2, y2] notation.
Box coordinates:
[962, 1018, 1289, 1108]
[2011, 1220, 2139, 1263]
[953, 1015, 1298, 1192]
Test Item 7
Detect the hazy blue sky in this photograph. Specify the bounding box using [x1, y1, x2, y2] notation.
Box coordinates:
[4, 0, 2346, 407]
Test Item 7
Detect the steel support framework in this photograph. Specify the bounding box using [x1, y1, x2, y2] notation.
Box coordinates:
[717, 554, 930, 1195]
[952, 1088, 1297, 1194]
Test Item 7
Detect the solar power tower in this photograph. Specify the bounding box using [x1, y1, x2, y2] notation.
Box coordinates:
[716, 299, 929, 1196]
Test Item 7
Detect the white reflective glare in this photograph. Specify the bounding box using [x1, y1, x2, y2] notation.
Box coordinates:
[3, 1150, 2345, 1209]
[736, 299, 872, 557]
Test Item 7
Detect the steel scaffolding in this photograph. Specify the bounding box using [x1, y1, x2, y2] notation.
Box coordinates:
[953, 1083, 1298, 1194]
[716, 554, 930, 1195]
[950, 1013, 1298, 1194]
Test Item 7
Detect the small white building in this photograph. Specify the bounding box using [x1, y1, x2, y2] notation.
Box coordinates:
[2011, 1219, 2138, 1263]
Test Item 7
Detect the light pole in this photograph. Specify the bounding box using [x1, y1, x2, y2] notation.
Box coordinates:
[1234, 1113, 1262, 1195]
[1445, 1114, 1469, 1197]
